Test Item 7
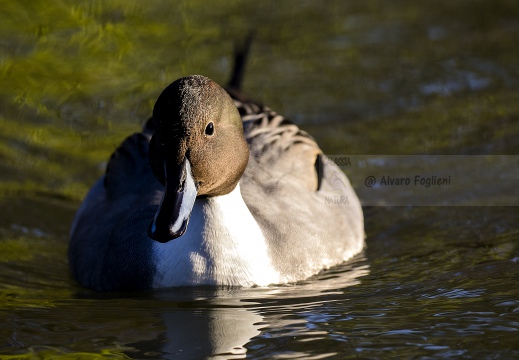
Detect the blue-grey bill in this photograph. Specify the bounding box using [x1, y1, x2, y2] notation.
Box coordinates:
[148, 158, 197, 242]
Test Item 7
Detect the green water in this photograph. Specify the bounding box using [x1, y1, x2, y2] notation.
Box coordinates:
[1, 0, 518, 358]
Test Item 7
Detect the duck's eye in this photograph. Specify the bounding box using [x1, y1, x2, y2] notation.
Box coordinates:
[205, 122, 214, 136]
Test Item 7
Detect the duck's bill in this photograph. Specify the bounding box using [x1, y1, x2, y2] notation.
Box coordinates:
[148, 158, 197, 243]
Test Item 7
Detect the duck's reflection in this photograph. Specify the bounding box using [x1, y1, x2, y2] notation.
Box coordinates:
[156, 307, 263, 359]
[146, 254, 369, 359]
[0, 255, 368, 359]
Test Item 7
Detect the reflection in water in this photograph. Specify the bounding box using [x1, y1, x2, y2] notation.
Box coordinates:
[0, 253, 368, 359]
[140, 257, 369, 359]
[144, 288, 266, 359]
[158, 308, 262, 359]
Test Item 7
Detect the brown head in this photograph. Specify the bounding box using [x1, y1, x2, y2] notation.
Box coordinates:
[148, 75, 249, 242]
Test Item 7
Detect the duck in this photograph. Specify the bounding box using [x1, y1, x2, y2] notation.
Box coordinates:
[68, 47, 364, 292]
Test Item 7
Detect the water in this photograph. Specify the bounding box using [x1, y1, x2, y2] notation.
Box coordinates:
[1, 1, 519, 358]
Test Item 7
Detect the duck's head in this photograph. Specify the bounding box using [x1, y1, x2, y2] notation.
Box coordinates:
[148, 75, 249, 242]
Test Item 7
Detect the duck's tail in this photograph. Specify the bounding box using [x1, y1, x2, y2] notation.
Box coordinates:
[226, 30, 255, 99]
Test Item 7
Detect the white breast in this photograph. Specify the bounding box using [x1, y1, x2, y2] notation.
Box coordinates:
[152, 184, 281, 288]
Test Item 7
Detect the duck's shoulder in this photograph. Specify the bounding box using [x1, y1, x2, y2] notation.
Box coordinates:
[231, 96, 323, 192]
[234, 98, 318, 153]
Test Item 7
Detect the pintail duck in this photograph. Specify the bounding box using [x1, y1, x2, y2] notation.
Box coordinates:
[69, 63, 364, 292]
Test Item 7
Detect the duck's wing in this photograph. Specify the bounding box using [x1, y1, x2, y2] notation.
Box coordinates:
[69, 121, 160, 291]
[234, 98, 323, 192]
[231, 97, 365, 282]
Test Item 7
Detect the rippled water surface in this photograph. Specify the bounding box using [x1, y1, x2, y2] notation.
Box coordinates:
[1, 1, 519, 359]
